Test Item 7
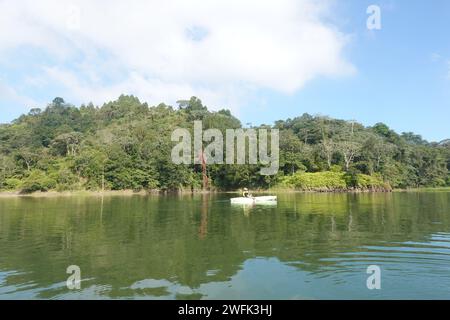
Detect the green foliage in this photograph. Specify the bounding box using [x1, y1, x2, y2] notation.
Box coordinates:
[52, 167, 79, 191]
[73, 147, 107, 190]
[280, 171, 389, 191]
[4, 178, 22, 190]
[330, 165, 342, 172]
[20, 170, 56, 193]
[351, 173, 389, 189]
[281, 171, 347, 190]
[0, 95, 448, 193]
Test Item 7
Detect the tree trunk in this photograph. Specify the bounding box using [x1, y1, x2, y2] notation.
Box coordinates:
[345, 157, 350, 171]
[102, 168, 105, 192]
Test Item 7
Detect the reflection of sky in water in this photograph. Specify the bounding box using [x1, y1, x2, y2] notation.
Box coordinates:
[1, 192, 450, 299]
[3, 233, 450, 300]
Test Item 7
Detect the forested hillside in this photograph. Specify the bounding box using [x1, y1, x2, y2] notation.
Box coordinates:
[0, 95, 449, 193]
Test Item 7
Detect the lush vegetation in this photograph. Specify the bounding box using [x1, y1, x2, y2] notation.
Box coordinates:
[0, 96, 449, 193]
[279, 170, 388, 192]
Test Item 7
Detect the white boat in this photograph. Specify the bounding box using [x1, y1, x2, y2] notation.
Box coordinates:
[230, 196, 277, 205]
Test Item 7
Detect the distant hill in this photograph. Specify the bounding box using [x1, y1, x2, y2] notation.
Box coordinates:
[0, 95, 448, 193]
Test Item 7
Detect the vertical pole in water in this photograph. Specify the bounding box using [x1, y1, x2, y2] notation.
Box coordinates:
[102, 167, 105, 193]
[200, 149, 208, 190]
[199, 193, 208, 239]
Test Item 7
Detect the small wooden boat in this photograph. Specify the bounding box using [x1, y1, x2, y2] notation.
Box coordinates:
[230, 196, 277, 205]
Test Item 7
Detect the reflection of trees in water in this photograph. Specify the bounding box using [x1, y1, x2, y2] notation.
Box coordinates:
[198, 194, 208, 240]
[0, 192, 449, 298]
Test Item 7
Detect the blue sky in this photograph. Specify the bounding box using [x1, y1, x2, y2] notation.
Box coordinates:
[1, 0, 449, 141]
[240, 0, 450, 141]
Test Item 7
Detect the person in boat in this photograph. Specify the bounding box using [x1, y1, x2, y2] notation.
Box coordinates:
[242, 188, 252, 198]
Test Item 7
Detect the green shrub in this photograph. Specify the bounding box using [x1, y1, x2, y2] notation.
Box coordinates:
[430, 178, 446, 188]
[280, 171, 390, 191]
[281, 171, 347, 190]
[20, 170, 57, 193]
[355, 173, 388, 189]
[51, 168, 79, 191]
[330, 165, 342, 173]
[4, 178, 22, 190]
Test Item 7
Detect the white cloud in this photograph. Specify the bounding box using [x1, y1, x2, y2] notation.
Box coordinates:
[0, 0, 354, 110]
[0, 80, 38, 109]
[430, 53, 441, 62]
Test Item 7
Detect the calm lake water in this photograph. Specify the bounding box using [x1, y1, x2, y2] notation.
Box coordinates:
[0, 191, 450, 300]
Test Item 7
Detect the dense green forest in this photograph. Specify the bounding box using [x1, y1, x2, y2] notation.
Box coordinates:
[0, 95, 449, 193]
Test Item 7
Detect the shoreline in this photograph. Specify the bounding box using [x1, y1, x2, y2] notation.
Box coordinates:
[0, 189, 237, 198]
[0, 187, 448, 198]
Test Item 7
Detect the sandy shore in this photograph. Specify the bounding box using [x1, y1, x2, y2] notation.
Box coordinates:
[0, 187, 447, 198]
[0, 190, 155, 198]
[0, 189, 230, 198]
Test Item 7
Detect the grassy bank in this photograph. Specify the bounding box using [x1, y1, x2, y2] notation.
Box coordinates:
[3, 186, 450, 198]
[0, 190, 155, 198]
[393, 187, 450, 192]
[0, 188, 220, 197]
[276, 171, 392, 192]
[4, 172, 449, 197]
